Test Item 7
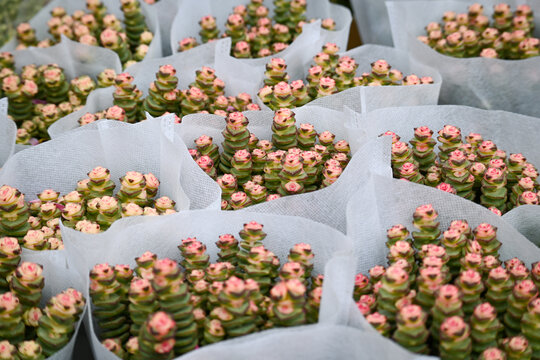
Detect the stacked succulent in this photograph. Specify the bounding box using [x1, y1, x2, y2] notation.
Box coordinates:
[0, 54, 117, 144]
[258, 43, 433, 111]
[419, 3, 539, 59]
[14, 0, 153, 66]
[0, 167, 176, 241]
[356, 204, 540, 359]
[388, 125, 539, 214]
[78, 65, 261, 127]
[0, 257, 85, 357]
[190, 110, 351, 210]
[178, 0, 337, 58]
[90, 221, 323, 358]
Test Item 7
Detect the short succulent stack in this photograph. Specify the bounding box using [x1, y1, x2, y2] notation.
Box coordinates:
[258, 43, 433, 110]
[14, 0, 153, 66]
[419, 3, 539, 59]
[356, 204, 540, 359]
[389, 125, 540, 214]
[90, 221, 324, 357]
[178, 0, 336, 58]
[190, 110, 351, 209]
[0, 56, 115, 144]
[0, 167, 176, 242]
[0, 258, 85, 357]
[78, 65, 260, 127]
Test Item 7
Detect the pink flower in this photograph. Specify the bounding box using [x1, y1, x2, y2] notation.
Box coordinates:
[385, 265, 408, 284]
[100, 28, 119, 46]
[0, 237, 21, 255]
[148, 312, 176, 338]
[273, 82, 292, 97]
[441, 316, 467, 337]
[17, 262, 43, 282]
[0, 292, 20, 311]
[436, 182, 457, 194]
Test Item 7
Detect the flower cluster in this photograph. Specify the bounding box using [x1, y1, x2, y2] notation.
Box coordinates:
[0, 261, 85, 357]
[0, 56, 116, 144]
[78, 65, 261, 127]
[178, 0, 336, 58]
[15, 0, 153, 66]
[419, 3, 539, 59]
[90, 221, 322, 358]
[388, 125, 539, 214]
[0, 167, 175, 241]
[190, 110, 351, 210]
[357, 204, 539, 359]
[259, 44, 432, 110]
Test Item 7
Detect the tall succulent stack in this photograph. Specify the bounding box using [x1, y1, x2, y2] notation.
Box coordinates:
[37, 289, 85, 356]
[136, 312, 176, 360]
[0, 237, 21, 291]
[2, 75, 37, 124]
[143, 65, 180, 117]
[220, 112, 251, 174]
[0, 185, 31, 239]
[442, 150, 475, 200]
[393, 305, 430, 354]
[90, 263, 130, 342]
[421, 3, 539, 59]
[410, 126, 437, 173]
[113, 73, 142, 123]
[120, 0, 148, 51]
[152, 259, 198, 354]
[411, 204, 441, 249]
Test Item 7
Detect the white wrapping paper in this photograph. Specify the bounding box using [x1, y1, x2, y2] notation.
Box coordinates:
[60, 209, 355, 360]
[350, 104, 540, 244]
[1, 0, 163, 63]
[0, 98, 15, 167]
[387, 0, 540, 117]
[176, 106, 392, 233]
[0, 116, 221, 213]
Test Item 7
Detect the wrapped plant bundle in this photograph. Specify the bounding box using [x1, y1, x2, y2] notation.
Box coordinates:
[258, 43, 433, 110]
[62, 209, 353, 359]
[175, 0, 337, 58]
[387, 124, 539, 214]
[0, 257, 85, 358]
[354, 203, 539, 359]
[387, 0, 540, 117]
[418, 3, 538, 59]
[87, 220, 325, 357]
[76, 64, 260, 128]
[10, 0, 155, 67]
[189, 109, 351, 210]
[0, 166, 176, 241]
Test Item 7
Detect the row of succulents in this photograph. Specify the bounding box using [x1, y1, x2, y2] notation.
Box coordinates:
[387, 125, 539, 214]
[77, 65, 261, 128]
[89, 221, 322, 359]
[0, 167, 176, 245]
[15, 0, 153, 66]
[178, 0, 336, 58]
[0, 52, 120, 144]
[355, 204, 540, 359]
[420, 3, 539, 59]
[258, 43, 432, 110]
[190, 110, 350, 210]
[0, 254, 85, 358]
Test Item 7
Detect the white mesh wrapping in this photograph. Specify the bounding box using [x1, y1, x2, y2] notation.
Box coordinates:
[176, 107, 392, 233]
[350, 104, 540, 243]
[168, 0, 352, 57]
[0, 116, 221, 212]
[1, 0, 163, 62]
[60, 210, 355, 360]
[18, 249, 85, 360]
[387, 0, 540, 117]
[0, 98, 15, 167]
